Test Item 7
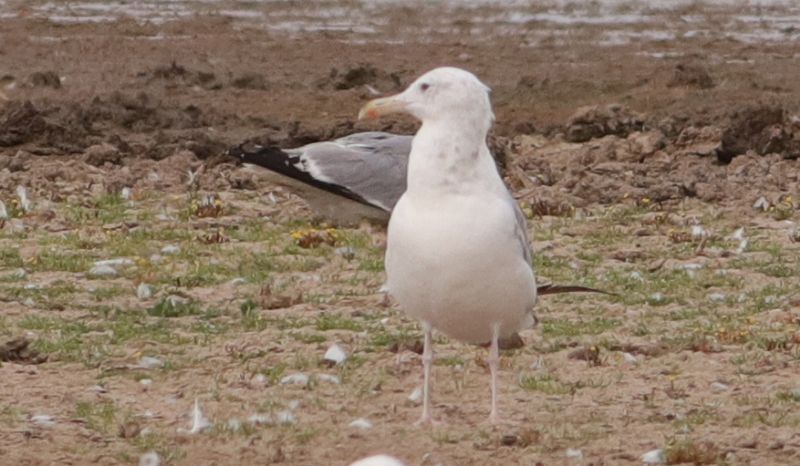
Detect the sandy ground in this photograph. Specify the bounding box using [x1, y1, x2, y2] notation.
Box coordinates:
[1, 1, 800, 465]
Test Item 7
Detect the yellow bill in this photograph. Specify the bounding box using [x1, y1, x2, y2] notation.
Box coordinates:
[358, 95, 407, 120]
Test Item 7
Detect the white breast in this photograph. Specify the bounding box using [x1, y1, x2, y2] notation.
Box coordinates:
[385, 191, 536, 344]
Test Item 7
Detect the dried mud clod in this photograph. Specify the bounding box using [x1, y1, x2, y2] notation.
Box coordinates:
[28, 71, 62, 89]
[141, 61, 222, 90]
[0, 92, 230, 159]
[319, 64, 406, 92]
[83, 142, 123, 166]
[234, 119, 368, 154]
[0, 337, 47, 364]
[231, 73, 270, 90]
[564, 104, 645, 143]
[719, 105, 800, 162]
[667, 63, 714, 90]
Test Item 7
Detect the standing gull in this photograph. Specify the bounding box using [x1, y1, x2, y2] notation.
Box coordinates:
[359, 67, 536, 424]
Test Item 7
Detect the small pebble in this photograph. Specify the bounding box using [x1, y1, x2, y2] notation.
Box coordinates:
[137, 283, 153, 300]
[753, 196, 770, 211]
[229, 277, 247, 286]
[408, 386, 423, 404]
[121, 187, 132, 200]
[708, 292, 726, 302]
[276, 410, 296, 425]
[317, 374, 341, 385]
[280, 373, 309, 386]
[94, 258, 134, 268]
[161, 245, 180, 255]
[641, 448, 665, 464]
[565, 448, 583, 459]
[622, 352, 638, 364]
[335, 247, 355, 260]
[16, 185, 32, 212]
[166, 295, 188, 306]
[226, 418, 242, 431]
[140, 379, 153, 389]
[139, 452, 161, 466]
[349, 455, 405, 466]
[253, 374, 267, 385]
[11, 268, 26, 279]
[139, 357, 163, 369]
[248, 414, 272, 425]
[89, 264, 117, 277]
[691, 225, 707, 238]
[324, 343, 348, 365]
[349, 418, 373, 430]
[711, 382, 729, 391]
[30, 414, 55, 427]
[679, 263, 703, 271]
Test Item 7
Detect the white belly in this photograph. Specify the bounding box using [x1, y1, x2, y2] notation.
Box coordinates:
[385, 193, 537, 344]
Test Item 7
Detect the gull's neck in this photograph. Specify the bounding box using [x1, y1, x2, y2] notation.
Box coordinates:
[405, 116, 504, 197]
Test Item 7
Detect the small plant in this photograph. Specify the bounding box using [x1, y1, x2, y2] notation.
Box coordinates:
[519, 373, 576, 396]
[191, 194, 224, 218]
[147, 297, 202, 318]
[664, 438, 719, 465]
[290, 228, 340, 248]
[75, 400, 118, 434]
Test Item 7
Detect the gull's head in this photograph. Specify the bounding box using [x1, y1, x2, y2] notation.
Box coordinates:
[359, 67, 494, 127]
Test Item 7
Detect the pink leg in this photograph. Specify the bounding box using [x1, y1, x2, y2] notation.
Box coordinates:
[488, 324, 501, 424]
[416, 323, 435, 425]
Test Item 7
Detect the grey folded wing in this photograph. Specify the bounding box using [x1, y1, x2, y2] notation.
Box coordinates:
[512, 201, 533, 266]
[295, 132, 412, 211]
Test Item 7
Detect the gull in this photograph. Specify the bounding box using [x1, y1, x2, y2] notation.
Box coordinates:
[230, 132, 411, 225]
[232, 135, 607, 298]
[359, 67, 536, 424]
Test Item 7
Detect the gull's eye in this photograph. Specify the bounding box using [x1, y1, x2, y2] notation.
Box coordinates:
[420, 83, 430, 92]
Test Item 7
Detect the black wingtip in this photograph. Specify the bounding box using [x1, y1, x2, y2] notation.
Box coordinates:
[537, 284, 616, 296]
[226, 143, 286, 167]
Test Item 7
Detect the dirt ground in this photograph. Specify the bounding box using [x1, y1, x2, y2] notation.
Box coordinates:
[1, 1, 800, 465]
